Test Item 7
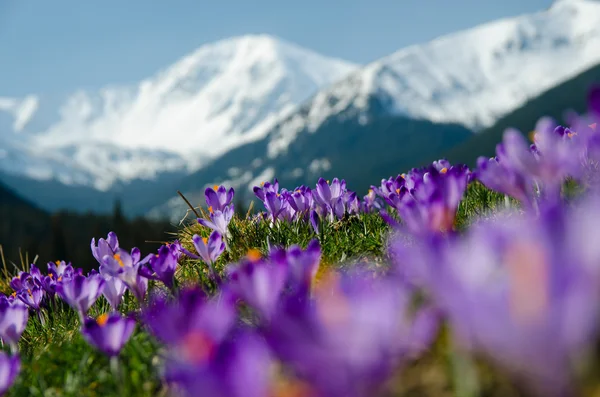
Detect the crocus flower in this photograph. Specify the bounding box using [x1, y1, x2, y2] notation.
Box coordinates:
[81, 313, 136, 357]
[286, 186, 313, 220]
[16, 286, 44, 311]
[225, 251, 288, 322]
[167, 329, 272, 397]
[393, 199, 600, 396]
[181, 231, 225, 279]
[198, 206, 234, 241]
[495, 120, 582, 205]
[101, 275, 127, 312]
[47, 260, 75, 280]
[100, 247, 148, 302]
[143, 287, 236, 348]
[205, 185, 235, 212]
[0, 352, 20, 396]
[475, 153, 535, 208]
[252, 179, 280, 202]
[140, 244, 179, 288]
[57, 274, 105, 320]
[91, 232, 119, 266]
[0, 297, 28, 350]
[144, 286, 267, 397]
[271, 240, 321, 300]
[398, 164, 469, 235]
[10, 267, 42, 292]
[312, 178, 348, 222]
[264, 270, 439, 397]
[360, 188, 381, 213]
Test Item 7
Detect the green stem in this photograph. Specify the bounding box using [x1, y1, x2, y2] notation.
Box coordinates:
[450, 343, 480, 397]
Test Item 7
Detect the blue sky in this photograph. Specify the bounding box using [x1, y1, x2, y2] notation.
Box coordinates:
[0, 0, 553, 97]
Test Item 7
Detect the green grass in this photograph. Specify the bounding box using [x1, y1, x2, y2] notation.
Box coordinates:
[2, 184, 518, 397]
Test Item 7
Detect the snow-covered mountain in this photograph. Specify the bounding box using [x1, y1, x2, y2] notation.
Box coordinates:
[266, 0, 600, 158]
[0, 35, 358, 190]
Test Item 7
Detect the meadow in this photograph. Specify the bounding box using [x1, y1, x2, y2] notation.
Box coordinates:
[1, 88, 600, 397]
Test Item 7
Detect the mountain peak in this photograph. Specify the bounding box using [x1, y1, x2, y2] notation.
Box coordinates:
[2, 35, 357, 190]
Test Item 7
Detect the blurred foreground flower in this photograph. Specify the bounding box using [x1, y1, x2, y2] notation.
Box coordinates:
[0, 352, 20, 396]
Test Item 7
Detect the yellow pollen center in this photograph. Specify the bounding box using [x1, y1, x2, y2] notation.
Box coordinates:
[55, 260, 61, 265]
[260, 182, 265, 187]
[368, 189, 373, 194]
[57, 276, 62, 282]
[202, 237, 208, 245]
[213, 185, 219, 191]
[246, 249, 262, 261]
[96, 313, 109, 327]
[326, 180, 330, 184]
[113, 254, 125, 267]
[395, 188, 401, 194]
[529, 131, 537, 142]
[400, 174, 406, 179]
[11, 292, 16, 298]
[49, 273, 53, 278]
[27, 289, 32, 297]
[440, 167, 448, 174]
[208, 206, 214, 214]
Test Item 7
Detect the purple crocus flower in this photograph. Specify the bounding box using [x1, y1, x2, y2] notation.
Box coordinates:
[167, 329, 272, 397]
[225, 251, 288, 321]
[252, 179, 280, 202]
[140, 244, 179, 288]
[91, 232, 119, 266]
[143, 287, 236, 348]
[271, 239, 321, 300]
[198, 206, 234, 241]
[312, 178, 348, 222]
[10, 267, 42, 293]
[497, 120, 582, 204]
[57, 274, 105, 320]
[101, 275, 127, 312]
[143, 287, 267, 397]
[399, 164, 469, 235]
[475, 153, 535, 208]
[47, 260, 75, 280]
[100, 247, 148, 302]
[81, 313, 136, 357]
[360, 189, 381, 213]
[205, 185, 235, 213]
[393, 199, 600, 396]
[16, 286, 44, 311]
[226, 242, 322, 323]
[0, 352, 20, 395]
[0, 297, 28, 350]
[286, 186, 313, 220]
[265, 271, 439, 397]
[181, 231, 225, 279]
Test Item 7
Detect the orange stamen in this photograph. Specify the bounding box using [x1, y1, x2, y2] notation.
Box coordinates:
[440, 167, 448, 174]
[213, 185, 219, 191]
[208, 206, 214, 214]
[96, 313, 109, 327]
[113, 254, 125, 267]
[247, 249, 262, 261]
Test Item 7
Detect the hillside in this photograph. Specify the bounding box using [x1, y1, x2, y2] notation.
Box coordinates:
[439, 61, 600, 167]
